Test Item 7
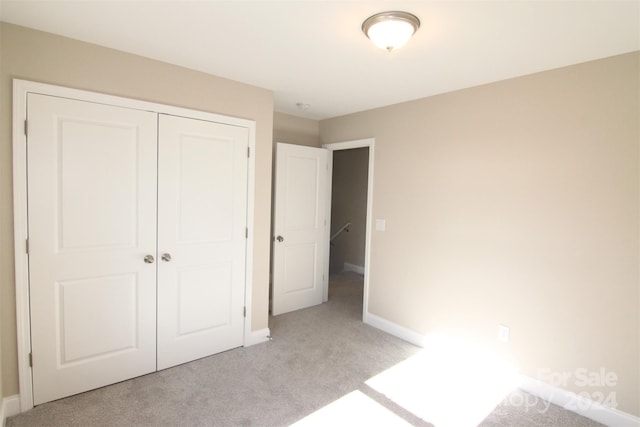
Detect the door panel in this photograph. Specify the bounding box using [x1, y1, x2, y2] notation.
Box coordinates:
[157, 114, 247, 370]
[284, 243, 317, 293]
[176, 133, 235, 242]
[176, 263, 232, 335]
[57, 120, 139, 249]
[28, 94, 158, 405]
[285, 156, 321, 229]
[272, 143, 329, 315]
[58, 273, 139, 363]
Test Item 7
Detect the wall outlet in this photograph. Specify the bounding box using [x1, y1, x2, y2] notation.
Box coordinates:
[375, 219, 386, 231]
[498, 324, 510, 343]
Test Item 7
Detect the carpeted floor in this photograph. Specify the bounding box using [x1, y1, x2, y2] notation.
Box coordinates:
[7, 271, 603, 426]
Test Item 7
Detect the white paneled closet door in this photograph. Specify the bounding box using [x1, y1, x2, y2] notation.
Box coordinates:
[27, 94, 249, 405]
[156, 114, 248, 370]
[27, 94, 159, 405]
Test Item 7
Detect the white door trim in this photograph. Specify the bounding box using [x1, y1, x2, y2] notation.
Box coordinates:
[322, 138, 375, 322]
[12, 79, 257, 412]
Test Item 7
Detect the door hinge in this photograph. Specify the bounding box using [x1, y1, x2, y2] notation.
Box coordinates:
[245, 228, 248, 238]
[247, 147, 250, 158]
[243, 306, 246, 317]
[29, 352, 33, 367]
[25, 238, 29, 254]
[24, 120, 28, 137]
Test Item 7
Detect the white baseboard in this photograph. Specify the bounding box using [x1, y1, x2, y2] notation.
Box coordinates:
[244, 328, 271, 346]
[365, 311, 640, 427]
[2, 395, 21, 425]
[364, 312, 427, 348]
[518, 375, 640, 427]
[343, 263, 365, 275]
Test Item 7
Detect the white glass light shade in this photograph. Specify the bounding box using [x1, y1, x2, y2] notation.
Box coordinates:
[362, 11, 420, 52]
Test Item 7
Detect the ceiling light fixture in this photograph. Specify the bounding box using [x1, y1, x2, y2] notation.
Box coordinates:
[362, 11, 420, 52]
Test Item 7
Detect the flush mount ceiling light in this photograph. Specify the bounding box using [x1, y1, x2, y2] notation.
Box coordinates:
[362, 11, 420, 52]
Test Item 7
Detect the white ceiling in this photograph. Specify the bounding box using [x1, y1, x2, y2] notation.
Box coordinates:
[1, 1, 639, 120]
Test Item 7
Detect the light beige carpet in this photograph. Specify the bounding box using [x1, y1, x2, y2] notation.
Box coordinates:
[8, 271, 603, 426]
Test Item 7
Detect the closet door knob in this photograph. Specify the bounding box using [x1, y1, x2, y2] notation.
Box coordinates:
[161, 253, 172, 262]
[276, 236, 284, 242]
[144, 254, 155, 264]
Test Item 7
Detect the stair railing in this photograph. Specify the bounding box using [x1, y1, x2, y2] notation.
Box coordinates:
[330, 222, 351, 246]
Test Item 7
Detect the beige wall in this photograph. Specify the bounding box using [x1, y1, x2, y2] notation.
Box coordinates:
[0, 23, 274, 398]
[273, 112, 321, 148]
[321, 52, 640, 416]
[330, 148, 369, 271]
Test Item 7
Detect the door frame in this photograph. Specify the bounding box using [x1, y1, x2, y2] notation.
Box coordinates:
[322, 138, 375, 322]
[12, 79, 258, 412]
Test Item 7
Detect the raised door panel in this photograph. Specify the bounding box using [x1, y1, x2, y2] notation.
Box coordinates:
[157, 114, 247, 370]
[27, 94, 158, 405]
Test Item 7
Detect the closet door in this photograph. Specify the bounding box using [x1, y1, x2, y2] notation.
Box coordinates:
[157, 114, 248, 370]
[27, 94, 158, 405]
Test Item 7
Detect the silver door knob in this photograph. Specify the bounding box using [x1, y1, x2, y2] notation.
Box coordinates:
[144, 254, 155, 264]
[161, 253, 172, 262]
[276, 235, 284, 242]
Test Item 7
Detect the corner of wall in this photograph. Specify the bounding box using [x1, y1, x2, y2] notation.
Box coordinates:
[273, 112, 321, 148]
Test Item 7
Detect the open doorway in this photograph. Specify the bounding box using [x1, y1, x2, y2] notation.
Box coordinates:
[324, 139, 375, 321]
[329, 147, 368, 275]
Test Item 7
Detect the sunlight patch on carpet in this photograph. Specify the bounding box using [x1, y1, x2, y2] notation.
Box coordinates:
[365, 334, 517, 427]
[290, 390, 412, 427]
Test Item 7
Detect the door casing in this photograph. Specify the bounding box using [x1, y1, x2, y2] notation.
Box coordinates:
[12, 79, 260, 412]
[323, 139, 375, 322]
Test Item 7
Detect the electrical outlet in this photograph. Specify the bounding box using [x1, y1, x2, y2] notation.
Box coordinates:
[498, 324, 510, 343]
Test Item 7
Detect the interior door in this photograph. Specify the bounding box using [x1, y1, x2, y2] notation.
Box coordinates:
[156, 114, 248, 370]
[28, 94, 158, 405]
[272, 143, 330, 315]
